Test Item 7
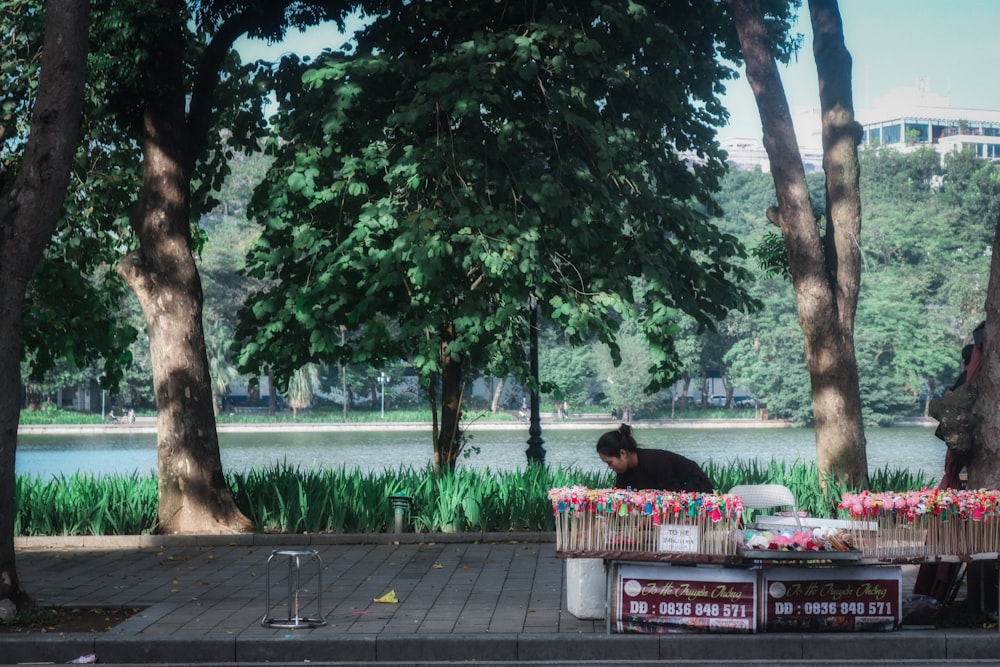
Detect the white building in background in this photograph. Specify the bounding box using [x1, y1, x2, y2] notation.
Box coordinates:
[720, 137, 771, 172]
[722, 82, 1000, 171]
[720, 135, 825, 173]
[857, 81, 1000, 161]
[720, 106, 825, 173]
[860, 106, 1000, 161]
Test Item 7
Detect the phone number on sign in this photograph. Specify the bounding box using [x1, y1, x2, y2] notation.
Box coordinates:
[644, 602, 748, 618]
[774, 601, 893, 615]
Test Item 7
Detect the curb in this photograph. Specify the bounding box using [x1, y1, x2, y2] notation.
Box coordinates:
[14, 532, 556, 550]
[5, 628, 1000, 665]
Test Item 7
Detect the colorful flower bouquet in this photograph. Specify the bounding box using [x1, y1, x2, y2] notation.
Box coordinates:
[839, 489, 1000, 558]
[742, 526, 855, 552]
[548, 487, 744, 556]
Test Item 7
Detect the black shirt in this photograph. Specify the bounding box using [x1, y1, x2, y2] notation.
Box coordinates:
[615, 448, 713, 492]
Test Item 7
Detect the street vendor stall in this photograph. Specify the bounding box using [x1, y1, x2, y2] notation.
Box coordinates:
[548, 485, 1000, 634]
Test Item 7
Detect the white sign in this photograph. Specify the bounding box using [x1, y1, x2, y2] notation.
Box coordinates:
[658, 524, 699, 553]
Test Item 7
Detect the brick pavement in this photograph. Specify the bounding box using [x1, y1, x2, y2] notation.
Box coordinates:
[5, 533, 1000, 665]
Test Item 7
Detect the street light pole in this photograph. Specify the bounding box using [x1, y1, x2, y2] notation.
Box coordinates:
[525, 298, 546, 464]
[379, 372, 388, 420]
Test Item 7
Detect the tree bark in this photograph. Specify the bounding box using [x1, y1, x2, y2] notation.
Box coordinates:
[0, 0, 89, 608]
[433, 323, 465, 474]
[728, 0, 868, 487]
[969, 217, 1000, 488]
[116, 0, 251, 534]
[490, 377, 505, 413]
[958, 250, 995, 612]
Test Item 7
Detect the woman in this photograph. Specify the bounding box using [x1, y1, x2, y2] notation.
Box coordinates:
[596, 423, 713, 492]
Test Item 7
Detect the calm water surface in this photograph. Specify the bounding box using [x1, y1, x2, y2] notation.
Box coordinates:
[15, 426, 944, 483]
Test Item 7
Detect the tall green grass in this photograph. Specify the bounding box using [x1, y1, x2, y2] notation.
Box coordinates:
[13, 460, 932, 536]
[16, 472, 157, 535]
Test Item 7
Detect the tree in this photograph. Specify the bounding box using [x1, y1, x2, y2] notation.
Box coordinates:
[206, 321, 240, 417]
[4, 1, 140, 409]
[236, 1, 765, 472]
[726, 285, 814, 423]
[539, 327, 598, 413]
[669, 316, 707, 413]
[593, 326, 658, 421]
[199, 151, 271, 333]
[285, 364, 321, 419]
[960, 147, 1000, 489]
[489, 377, 506, 414]
[200, 185, 268, 417]
[85, 0, 355, 533]
[728, 0, 868, 486]
[971, 218, 1000, 488]
[20, 360, 93, 409]
[0, 0, 89, 610]
[109, 0, 252, 534]
[720, 149, 989, 426]
[853, 270, 954, 424]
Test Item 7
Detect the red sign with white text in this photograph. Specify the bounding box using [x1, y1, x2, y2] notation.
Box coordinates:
[764, 566, 901, 632]
[614, 563, 757, 633]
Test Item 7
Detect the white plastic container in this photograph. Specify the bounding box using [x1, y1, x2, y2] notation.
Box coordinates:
[565, 558, 606, 620]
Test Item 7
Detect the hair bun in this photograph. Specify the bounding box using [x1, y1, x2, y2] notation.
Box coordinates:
[618, 423, 631, 438]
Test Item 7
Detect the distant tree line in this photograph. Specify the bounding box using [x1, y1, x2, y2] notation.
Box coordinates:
[24, 146, 991, 428]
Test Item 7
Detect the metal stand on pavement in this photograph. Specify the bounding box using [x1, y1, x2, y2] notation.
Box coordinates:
[262, 548, 325, 629]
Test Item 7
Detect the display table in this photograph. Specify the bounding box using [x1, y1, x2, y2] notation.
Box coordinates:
[550, 486, 1000, 634]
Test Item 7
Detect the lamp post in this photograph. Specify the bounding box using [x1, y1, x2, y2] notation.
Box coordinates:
[525, 298, 546, 464]
[378, 372, 388, 420]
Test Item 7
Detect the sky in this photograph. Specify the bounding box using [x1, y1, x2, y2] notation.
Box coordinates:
[721, 0, 1000, 143]
[236, 1, 1000, 144]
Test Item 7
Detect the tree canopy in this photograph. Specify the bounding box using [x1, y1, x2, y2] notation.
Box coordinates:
[235, 1, 783, 468]
[719, 146, 995, 426]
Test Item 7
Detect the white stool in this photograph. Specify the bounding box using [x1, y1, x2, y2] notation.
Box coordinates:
[262, 548, 326, 629]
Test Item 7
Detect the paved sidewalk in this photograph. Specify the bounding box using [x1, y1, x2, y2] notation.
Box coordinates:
[5, 533, 1000, 666]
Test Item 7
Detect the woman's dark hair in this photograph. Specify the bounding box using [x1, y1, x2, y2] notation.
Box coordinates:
[596, 423, 638, 456]
[962, 344, 975, 366]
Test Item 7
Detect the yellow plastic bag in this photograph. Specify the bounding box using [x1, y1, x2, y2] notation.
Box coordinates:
[374, 590, 399, 604]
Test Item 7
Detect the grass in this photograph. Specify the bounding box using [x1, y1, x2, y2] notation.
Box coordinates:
[19, 405, 110, 425]
[14, 459, 931, 536]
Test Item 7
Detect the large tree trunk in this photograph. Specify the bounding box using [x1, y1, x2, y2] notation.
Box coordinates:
[969, 217, 1000, 488]
[120, 244, 248, 533]
[0, 0, 89, 608]
[116, 1, 251, 534]
[964, 243, 998, 608]
[809, 0, 867, 484]
[490, 377, 505, 413]
[433, 324, 465, 474]
[729, 0, 868, 487]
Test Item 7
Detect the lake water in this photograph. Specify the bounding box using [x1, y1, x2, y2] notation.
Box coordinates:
[15, 425, 945, 483]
